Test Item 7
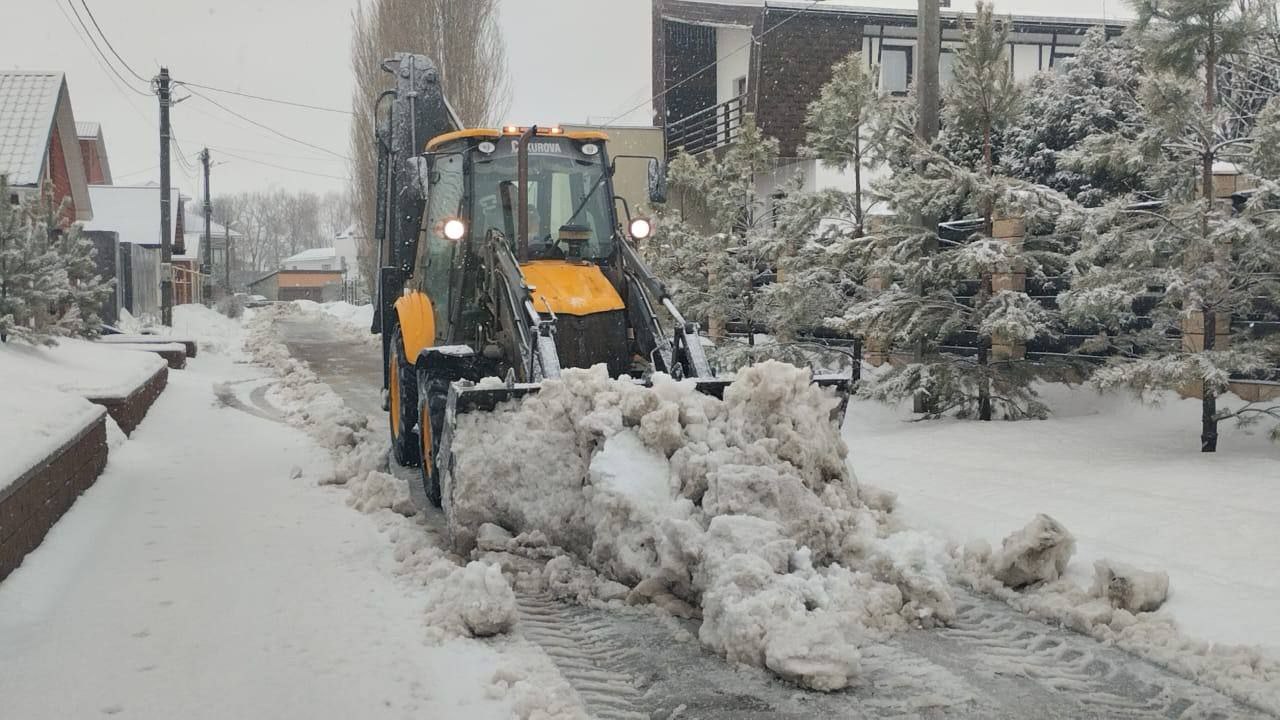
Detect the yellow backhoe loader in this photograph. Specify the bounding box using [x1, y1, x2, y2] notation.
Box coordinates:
[370, 54, 851, 508]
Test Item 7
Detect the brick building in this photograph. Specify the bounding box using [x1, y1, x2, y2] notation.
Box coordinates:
[76, 122, 113, 186]
[653, 1, 1125, 202]
[248, 270, 344, 303]
[0, 71, 93, 223]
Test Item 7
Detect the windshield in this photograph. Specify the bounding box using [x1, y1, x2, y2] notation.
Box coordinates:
[471, 137, 615, 260]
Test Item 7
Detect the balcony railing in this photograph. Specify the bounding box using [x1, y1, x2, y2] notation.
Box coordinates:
[666, 94, 746, 160]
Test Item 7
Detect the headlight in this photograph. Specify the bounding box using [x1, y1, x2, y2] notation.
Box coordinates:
[443, 218, 467, 241]
[629, 217, 653, 240]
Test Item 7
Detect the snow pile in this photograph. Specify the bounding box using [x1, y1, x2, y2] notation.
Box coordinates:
[316, 301, 375, 332]
[241, 305, 525, 657]
[449, 361, 950, 691]
[424, 561, 518, 638]
[118, 304, 250, 357]
[990, 514, 1076, 588]
[1091, 559, 1170, 613]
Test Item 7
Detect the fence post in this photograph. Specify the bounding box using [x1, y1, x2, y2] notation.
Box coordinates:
[990, 213, 1027, 361]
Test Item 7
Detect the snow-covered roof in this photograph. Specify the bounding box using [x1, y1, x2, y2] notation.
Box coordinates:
[0, 71, 63, 187]
[82, 185, 180, 246]
[184, 214, 243, 240]
[75, 121, 100, 139]
[285, 247, 337, 263]
[679, 0, 1130, 26]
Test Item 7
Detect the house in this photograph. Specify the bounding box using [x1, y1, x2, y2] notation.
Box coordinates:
[652, 0, 1125, 200]
[182, 213, 243, 287]
[283, 247, 342, 272]
[82, 185, 198, 306]
[76, 122, 112, 185]
[0, 71, 92, 221]
[249, 269, 344, 303]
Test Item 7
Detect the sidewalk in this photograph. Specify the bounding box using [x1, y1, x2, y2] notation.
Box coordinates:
[0, 352, 510, 719]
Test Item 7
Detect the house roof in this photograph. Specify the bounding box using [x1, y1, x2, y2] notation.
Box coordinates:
[75, 121, 100, 138]
[184, 214, 243, 240]
[0, 71, 93, 220]
[0, 71, 63, 186]
[82, 184, 181, 246]
[284, 247, 337, 263]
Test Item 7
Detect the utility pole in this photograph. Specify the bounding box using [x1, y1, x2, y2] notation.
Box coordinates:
[913, 0, 942, 414]
[916, 0, 942, 143]
[200, 147, 213, 305]
[224, 220, 232, 293]
[156, 67, 173, 326]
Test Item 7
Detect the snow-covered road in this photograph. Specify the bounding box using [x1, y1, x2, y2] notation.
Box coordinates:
[272, 310, 1277, 719]
[0, 349, 514, 719]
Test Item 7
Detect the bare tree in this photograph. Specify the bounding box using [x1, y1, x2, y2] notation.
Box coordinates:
[348, 0, 510, 287]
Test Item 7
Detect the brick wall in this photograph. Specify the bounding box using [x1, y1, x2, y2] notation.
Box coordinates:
[0, 416, 108, 583]
[654, 0, 759, 124]
[87, 365, 169, 435]
[753, 9, 864, 158]
[46, 125, 76, 224]
[79, 137, 108, 185]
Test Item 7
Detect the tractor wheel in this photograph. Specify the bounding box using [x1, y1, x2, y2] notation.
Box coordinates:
[388, 326, 421, 467]
[416, 368, 450, 508]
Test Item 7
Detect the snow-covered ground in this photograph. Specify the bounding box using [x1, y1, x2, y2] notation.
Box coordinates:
[0, 334, 165, 493]
[0, 306, 576, 719]
[845, 383, 1280, 658]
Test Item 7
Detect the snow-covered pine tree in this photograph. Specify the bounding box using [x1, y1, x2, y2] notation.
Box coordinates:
[39, 193, 113, 338]
[1001, 27, 1144, 206]
[1059, 0, 1279, 451]
[828, 2, 1072, 421]
[0, 177, 69, 345]
[800, 50, 888, 238]
[647, 116, 791, 370]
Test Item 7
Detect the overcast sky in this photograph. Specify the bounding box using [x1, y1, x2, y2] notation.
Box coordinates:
[2, 0, 1123, 198]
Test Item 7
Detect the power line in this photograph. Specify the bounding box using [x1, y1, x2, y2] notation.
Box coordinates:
[176, 81, 353, 115]
[214, 148, 351, 182]
[602, 0, 827, 126]
[77, 0, 149, 83]
[183, 86, 350, 160]
[53, 0, 149, 97]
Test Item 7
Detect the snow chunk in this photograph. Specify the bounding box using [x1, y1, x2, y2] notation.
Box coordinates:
[1092, 558, 1170, 613]
[425, 561, 518, 638]
[992, 514, 1076, 588]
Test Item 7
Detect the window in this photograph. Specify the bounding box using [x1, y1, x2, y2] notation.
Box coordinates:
[734, 75, 747, 99]
[939, 50, 956, 87]
[8, 193, 17, 205]
[322, 263, 331, 270]
[880, 45, 913, 96]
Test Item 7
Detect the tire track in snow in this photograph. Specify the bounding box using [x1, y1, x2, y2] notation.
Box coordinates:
[515, 594, 649, 720]
[917, 591, 1275, 719]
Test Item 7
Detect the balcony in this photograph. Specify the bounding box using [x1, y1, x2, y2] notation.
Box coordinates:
[665, 94, 746, 160]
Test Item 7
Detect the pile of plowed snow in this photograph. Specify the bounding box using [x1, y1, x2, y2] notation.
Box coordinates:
[448, 361, 951, 691]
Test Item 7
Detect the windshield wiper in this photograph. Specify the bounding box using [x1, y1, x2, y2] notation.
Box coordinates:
[566, 169, 609, 226]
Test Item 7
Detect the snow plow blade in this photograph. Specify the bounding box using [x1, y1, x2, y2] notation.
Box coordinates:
[446, 372, 854, 418]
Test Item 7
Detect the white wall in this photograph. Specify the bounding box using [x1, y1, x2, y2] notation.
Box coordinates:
[716, 27, 752, 107]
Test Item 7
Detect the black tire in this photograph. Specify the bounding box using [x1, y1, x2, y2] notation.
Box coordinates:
[389, 326, 421, 467]
[416, 368, 450, 508]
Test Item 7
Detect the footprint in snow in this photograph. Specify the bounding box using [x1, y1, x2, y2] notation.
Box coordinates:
[132, 629, 150, 639]
[101, 705, 123, 715]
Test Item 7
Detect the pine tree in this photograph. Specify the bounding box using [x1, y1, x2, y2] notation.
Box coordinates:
[1061, 0, 1278, 451]
[41, 195, 113, 338]
[826, 2, 1073, 420]
[647, 116, 789, 369]
[0, 178, 68, 345]
[801, 51, 888, 237]
[1001, 28, 1144, 206]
